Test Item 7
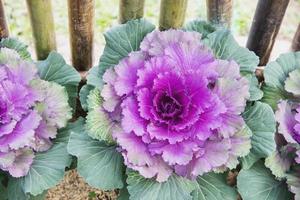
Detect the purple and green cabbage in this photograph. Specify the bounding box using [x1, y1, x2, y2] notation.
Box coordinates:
[69, 19, 275, 200]
[261, 52, 300, 199]
[238, 52, 300, 200]
[0, 38, 81, 199]
[0, 48, 71, 177]
[97, 29, 251, 181]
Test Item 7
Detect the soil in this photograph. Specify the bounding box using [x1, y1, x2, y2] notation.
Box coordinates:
[46, 170, 117, 200]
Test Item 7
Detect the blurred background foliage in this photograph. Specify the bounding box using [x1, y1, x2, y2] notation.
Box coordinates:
[3, 0, 300, 63]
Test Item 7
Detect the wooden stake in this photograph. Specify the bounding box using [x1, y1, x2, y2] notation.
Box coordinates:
[119, 0, 145, 24]
[159, 0, 188, 30]
[206, 0, 233, 28]
[26, 0, 56, 60]
[291, 24, 300, 52]
[246, 0, 290, 66]
[68, 0, 94, 71]
[0, 0, 8, 38]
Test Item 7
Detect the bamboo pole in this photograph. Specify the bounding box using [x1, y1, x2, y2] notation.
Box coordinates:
[159, 0, 188, 30]
[0, 0, 8, 38]
[246, 0, 290, 66]
[119, 0, 145, 24]
[68, 0, 94, 118]
[291, 24, 300, 52]
[206, 0, 233, 28]
[68, 0, 94, 71]
[26, 0, 56, 60]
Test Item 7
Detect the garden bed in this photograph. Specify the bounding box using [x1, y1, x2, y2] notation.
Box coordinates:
[46, 170, 117, 200]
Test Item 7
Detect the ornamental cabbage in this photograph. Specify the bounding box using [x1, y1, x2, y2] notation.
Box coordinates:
[265, 99, 300, 198]
[86, 29, 252, 182]
[0, 48, 72, 177]
[263, 52, 300, 198]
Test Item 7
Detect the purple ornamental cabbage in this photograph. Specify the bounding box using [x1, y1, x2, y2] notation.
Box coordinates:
[264, 53, 300, 198]
[0, 48, 72, 177]
[265, 101, 300, 198]
[87, 30, 252, 182]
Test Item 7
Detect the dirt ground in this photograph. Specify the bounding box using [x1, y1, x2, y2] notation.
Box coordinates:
[46, 170, 117, 200]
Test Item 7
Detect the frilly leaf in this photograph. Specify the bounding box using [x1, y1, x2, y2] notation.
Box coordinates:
[0, 38, 31, 60]
[85, 88, 115, 143]
[285, 68, 300, 96]
[286, 173, 300, 199]
[265, 151, 291, 178]
[31, 79, 72, 128]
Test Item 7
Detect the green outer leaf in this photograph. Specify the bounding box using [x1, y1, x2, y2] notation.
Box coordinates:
[85, 18, 155, 91]
[83, 19, 155, 110]
[0, 37, 31, 60]
[126, 170, 197, 200]
[241, 102, 276, 169]
[118, 186, 130, 200]
[240, 151, 260, 170]
[7, 121, 74, 197]
[7, 177, 28, 200]
[67, 119, 125, 190]
[98, 18, 155, 76]
[37, 51, 81, 110]
[29, 192, 47, 200]
[0, 185, 7, 200]
[245, 74, 263, 101]
[21, 143, 71, 196]
[184, 20, 216, 38]
[79, 84, 94, 111]
[237, 161, 293, 200]
[204, 29, 259, 75]
[54, 117, 85, 144]
[192, 172, 237, 200]
[7, 178, 47, 200]
[0, 173, 8, 200]
[262, 52, 300, 110]
[264, 52, 300, 89]
[261, 84, 286, 111]
[86, 65, 103, 89]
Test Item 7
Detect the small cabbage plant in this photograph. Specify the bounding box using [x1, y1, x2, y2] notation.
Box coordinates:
[68, 19, 276, 200]
[237, 52, 300, 200]
[0, 38, 81, 200]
